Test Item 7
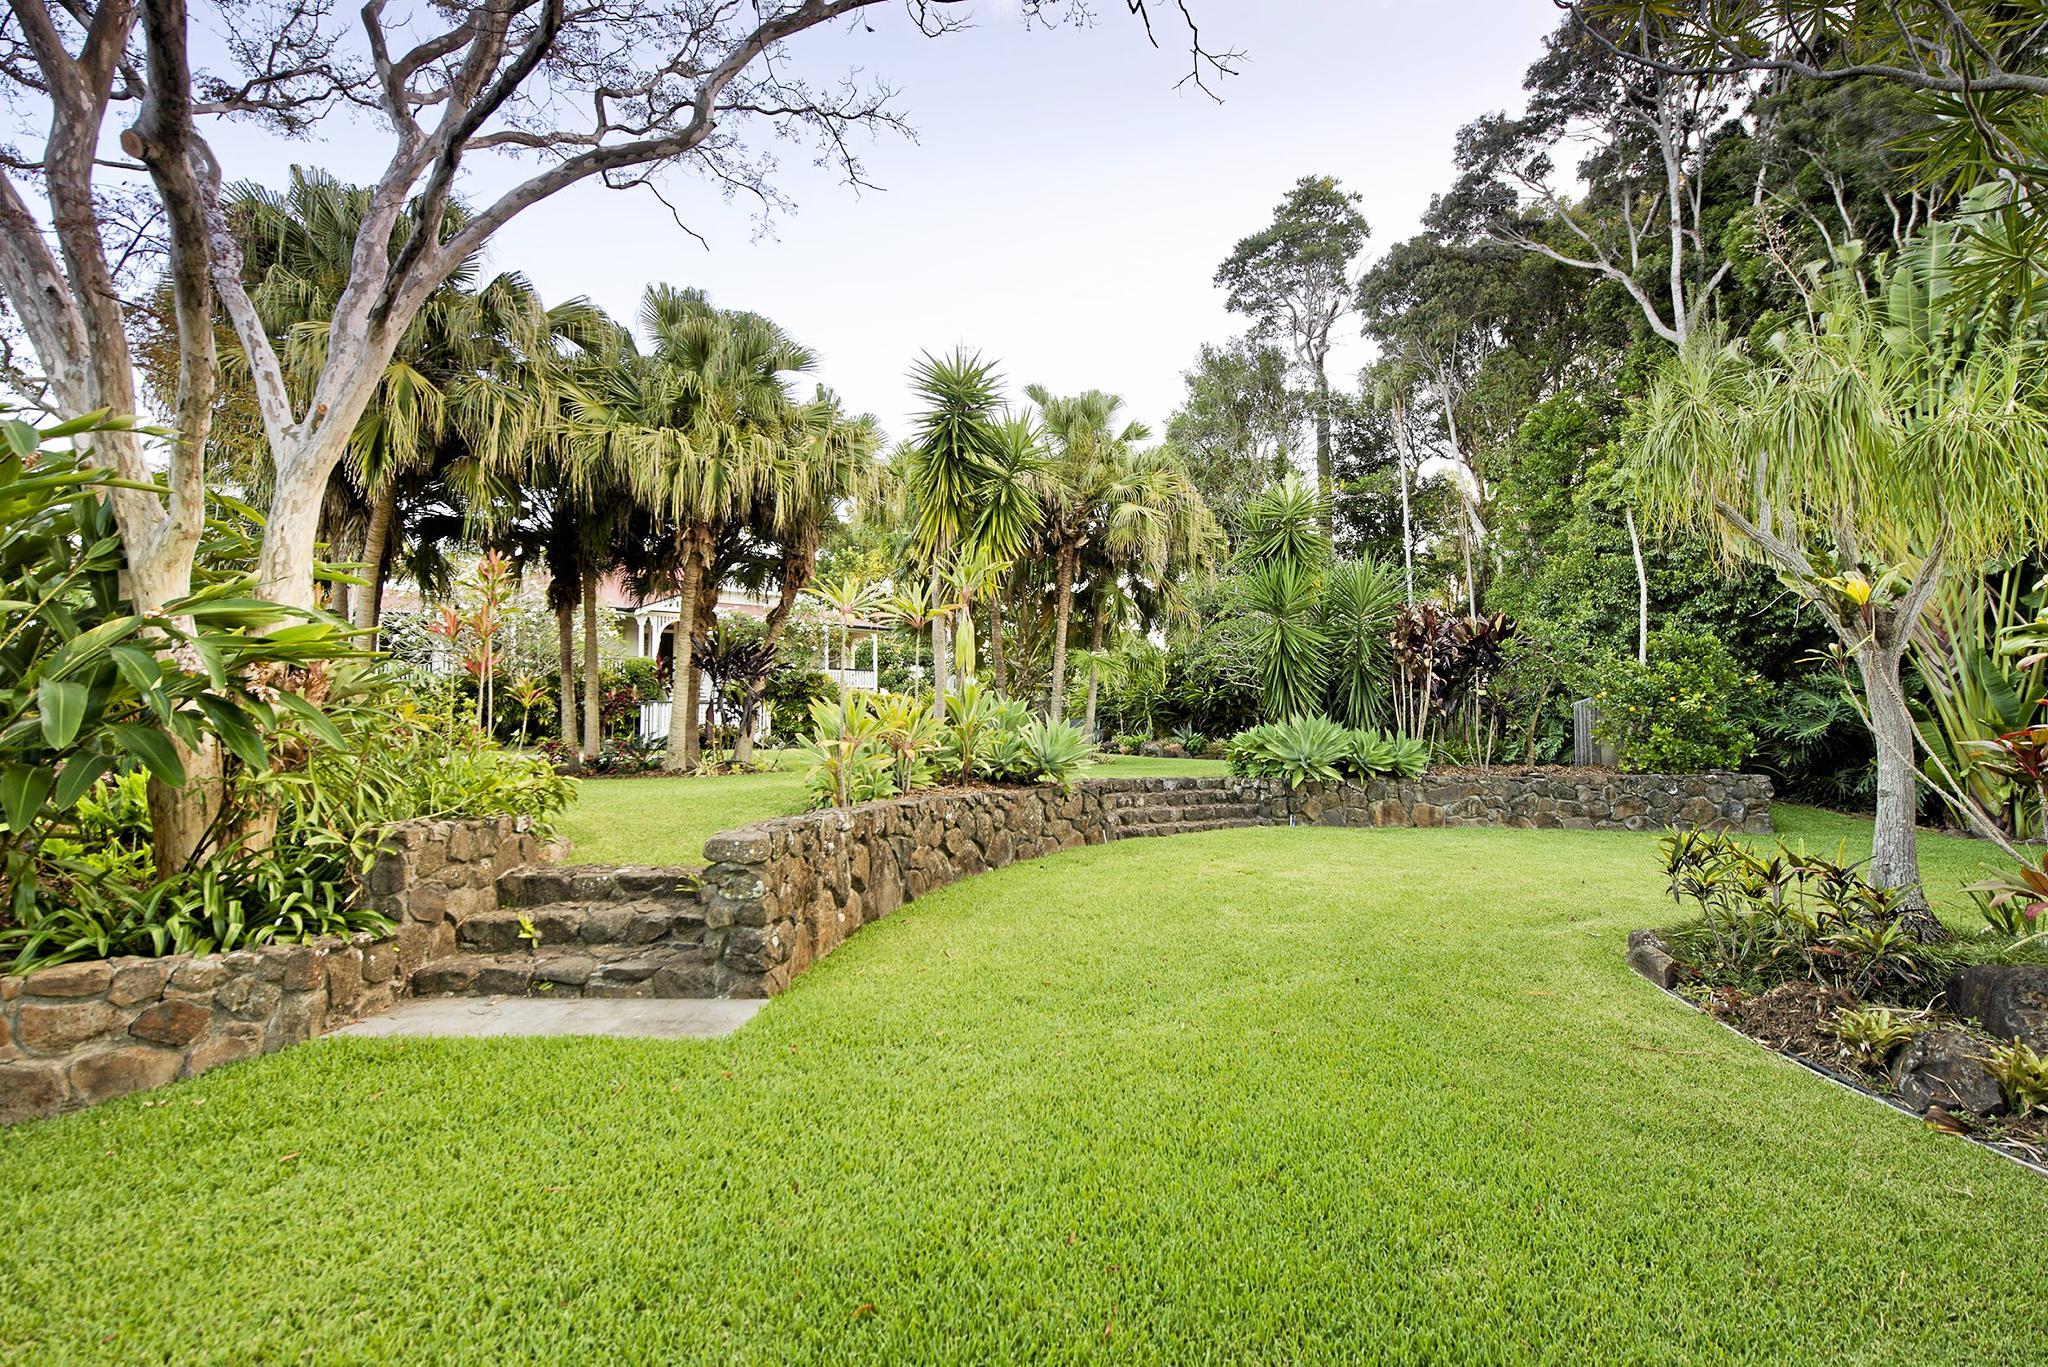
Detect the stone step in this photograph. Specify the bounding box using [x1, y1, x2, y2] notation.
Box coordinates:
[495, 864, 703, 910]
[1110, 802, 1267, 826]
[411, 943, 718, 999]
[1110, 817, 1265, 839]
[456, 901, 705, 954]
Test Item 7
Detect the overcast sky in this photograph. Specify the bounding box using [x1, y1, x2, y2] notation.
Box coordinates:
[205, 0, 1562, 444]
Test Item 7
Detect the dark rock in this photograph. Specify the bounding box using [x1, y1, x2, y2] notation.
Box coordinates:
[1890, 1028, 2002, 1115]
[1943, 964, 2048, 1051]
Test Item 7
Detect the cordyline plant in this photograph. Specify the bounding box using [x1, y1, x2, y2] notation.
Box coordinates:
[1631, 241, 2048, 928]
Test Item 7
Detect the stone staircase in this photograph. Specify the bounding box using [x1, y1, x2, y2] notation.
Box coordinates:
[1102, 783, 1282, 840]
[410, 864, 718, 1000]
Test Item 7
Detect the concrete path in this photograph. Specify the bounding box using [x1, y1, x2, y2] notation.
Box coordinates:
[330, 996, 763, 1040]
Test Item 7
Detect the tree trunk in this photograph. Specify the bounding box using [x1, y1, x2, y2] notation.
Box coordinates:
[353, 480, 397, 633]
[1047, 543, 1077, 724]
[664, 552, 704, 772]
[581, 575, 602, 759]
[556, 599, 576, 749]
[1857, 643, 1939, 932]
[682, 583, 710, 768]
[1625, 507, 1649, 665]
[147, 737, 225, 877]
[1313, 364, 1335, 539]
[931, 569, 951, 703]
[1082, 609, 1105, 740]
[988, 590, 1009, 696]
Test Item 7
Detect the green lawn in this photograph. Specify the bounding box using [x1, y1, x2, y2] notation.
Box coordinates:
[3, 808, 2042, 1363]
[556, 754, 1228, 866]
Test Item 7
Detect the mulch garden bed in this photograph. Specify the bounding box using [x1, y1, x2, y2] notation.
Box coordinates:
[1635, 951, 2048, 1178]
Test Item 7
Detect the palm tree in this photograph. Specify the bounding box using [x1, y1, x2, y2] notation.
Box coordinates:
[222, 169, 570, 634]
[882, 580, 953, 704]
[810, 573, 881, 709]
[1024, 386, 1160, 723]
[733, 388, 883, 763]
[611, 286, 810, 770]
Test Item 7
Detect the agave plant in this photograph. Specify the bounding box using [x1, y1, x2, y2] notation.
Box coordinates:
[1017, 719, 1095, 790]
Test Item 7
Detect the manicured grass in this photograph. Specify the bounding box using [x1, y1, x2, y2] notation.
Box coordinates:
[3, 813, 2042, 1362]
[556, 754, 1228, 866]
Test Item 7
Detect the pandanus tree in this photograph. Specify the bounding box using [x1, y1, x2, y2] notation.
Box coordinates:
[1025, 386, 1149, 723]
[1633, 244, 2048, 921]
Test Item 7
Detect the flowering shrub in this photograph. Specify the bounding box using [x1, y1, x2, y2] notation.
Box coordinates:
[1594, 628, 1767, 773]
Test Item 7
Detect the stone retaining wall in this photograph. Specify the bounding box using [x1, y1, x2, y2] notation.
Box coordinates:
[698, 770, 1770, 996]
[0, 815, 547, 1125]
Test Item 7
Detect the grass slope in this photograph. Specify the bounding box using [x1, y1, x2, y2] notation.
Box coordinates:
[2, 813, 2042, 1363]
[556, 755, 1228, 866]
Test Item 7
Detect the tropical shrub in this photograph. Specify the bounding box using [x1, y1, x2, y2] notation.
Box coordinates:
[4, 666, 574, 970]
[798, 688, 1094, 807]
[1595, 628, 1767, 773]
[764, 667, 832, 740]
[1829, 1005, 1932, 1068]
[1657, 831, 1940, 996]
[1980, 1039, 2048, 1116]
[795, 697, 890, 809]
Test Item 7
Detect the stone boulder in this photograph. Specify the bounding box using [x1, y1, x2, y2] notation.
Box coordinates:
[1625, 930, 1680, 990]
[1942, 964, 2048, 1052]
[1889, 1028, 2002, 1115]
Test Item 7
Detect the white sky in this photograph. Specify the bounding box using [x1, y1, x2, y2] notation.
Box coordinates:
[200, 0, 1562, 443]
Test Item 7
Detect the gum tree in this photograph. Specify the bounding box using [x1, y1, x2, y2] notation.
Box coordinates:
[1633, 248, 2048, 920]
[1214, 175, 1369, 534]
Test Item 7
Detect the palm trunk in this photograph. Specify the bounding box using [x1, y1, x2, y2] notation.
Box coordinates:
[581, 575, 601, 759]
[556, 599, 576, 749]
[664, 553, 704, 772]
[931, 570, 950, 702]
[1047, 543, 1077, 724]
[1082, 609, 1105, 740]
[352, 480, 398, 634]
[683, 582, 710, 767]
